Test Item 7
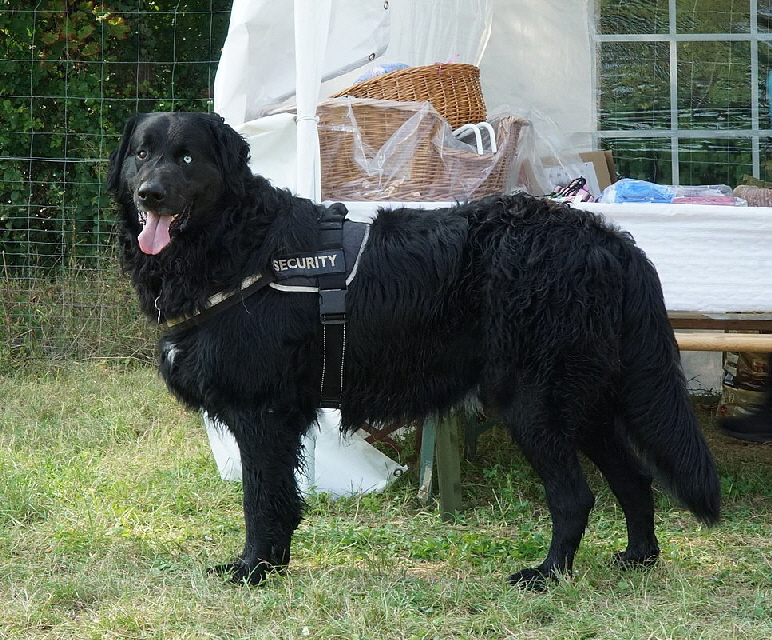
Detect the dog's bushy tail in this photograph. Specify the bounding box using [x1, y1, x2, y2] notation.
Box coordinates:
[619, 248, 721, 525]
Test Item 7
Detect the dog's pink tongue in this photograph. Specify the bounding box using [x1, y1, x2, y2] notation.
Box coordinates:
[138, 211, 173, 255]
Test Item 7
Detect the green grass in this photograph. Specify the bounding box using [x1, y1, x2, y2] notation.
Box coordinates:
[1, 363, 771, 639]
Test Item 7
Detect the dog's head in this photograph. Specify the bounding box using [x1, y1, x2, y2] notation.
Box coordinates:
[107, 112, 251, 255]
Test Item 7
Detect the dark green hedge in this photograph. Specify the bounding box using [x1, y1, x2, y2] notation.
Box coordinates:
[0, 1, 232, 273]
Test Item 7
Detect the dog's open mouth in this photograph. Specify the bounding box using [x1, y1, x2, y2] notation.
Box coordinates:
[137, 206, 191, 255]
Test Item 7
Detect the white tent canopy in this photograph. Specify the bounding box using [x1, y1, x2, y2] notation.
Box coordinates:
[214, 0, 493, 128]
[213, 0, 389, 127]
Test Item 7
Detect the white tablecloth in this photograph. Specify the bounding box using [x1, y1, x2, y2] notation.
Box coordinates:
[579, 203, 772, 313]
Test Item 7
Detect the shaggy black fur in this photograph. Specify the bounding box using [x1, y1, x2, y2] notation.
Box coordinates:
[107, 112, 721, 590]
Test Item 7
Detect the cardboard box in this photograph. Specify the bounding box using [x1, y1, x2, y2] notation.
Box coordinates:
[539, 150, 617, 198]
[579, 150, 617, 191]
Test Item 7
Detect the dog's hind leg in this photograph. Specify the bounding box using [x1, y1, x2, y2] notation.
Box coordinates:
[501, 389, 596, 591]
[578, 424, 660, 569]
[210, 408, 307, 585]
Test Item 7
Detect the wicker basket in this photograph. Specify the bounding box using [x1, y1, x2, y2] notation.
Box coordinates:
[317, 98, 526, 202]
[332, 63, 486, 130]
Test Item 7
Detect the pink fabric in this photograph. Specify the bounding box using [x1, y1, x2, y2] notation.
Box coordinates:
[671, 196, 740, 206]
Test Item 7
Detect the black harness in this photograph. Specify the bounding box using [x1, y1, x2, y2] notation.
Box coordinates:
[316, 204, 349, 408]
[165, 203, 367, 410]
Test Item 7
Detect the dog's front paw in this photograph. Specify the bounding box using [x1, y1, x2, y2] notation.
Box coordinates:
[508, 567, 553, 591]
[208, 560, 273, 585]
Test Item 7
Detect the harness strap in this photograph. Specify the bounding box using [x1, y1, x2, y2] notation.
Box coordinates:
[317, 203, 347, 408]
[165, 271, 275, 330]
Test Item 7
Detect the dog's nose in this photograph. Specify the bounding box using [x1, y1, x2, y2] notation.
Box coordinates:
[137, 181, 166, 206]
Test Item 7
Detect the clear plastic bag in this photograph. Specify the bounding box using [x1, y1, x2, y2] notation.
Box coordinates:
[600, 178, 746, 205]
[315, 97, 528, 201]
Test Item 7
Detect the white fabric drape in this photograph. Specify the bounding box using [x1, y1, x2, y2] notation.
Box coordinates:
[214, 0, 390, 127]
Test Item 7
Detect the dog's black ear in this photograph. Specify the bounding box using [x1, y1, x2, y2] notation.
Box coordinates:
[106, 115, 141, 194]
[204, 112, 252, 194]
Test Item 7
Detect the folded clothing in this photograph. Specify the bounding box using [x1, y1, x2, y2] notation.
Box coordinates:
[671, 196, 740, 206]
[599, 179, 674, 203]
[602, 179, 747, 205]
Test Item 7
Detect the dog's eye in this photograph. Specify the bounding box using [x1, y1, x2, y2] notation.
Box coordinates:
[137, 149, 148, 160]
[182, 154, 193, 164]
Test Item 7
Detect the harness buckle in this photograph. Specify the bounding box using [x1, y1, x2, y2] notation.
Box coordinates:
[320, 288, 346, 324]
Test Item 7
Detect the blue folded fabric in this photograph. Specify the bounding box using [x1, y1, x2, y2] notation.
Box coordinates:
[354, 63, 410, 84]
[600, 179, 675, 203]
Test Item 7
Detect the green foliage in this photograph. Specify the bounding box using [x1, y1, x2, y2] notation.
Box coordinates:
[0, 1, 231, 273]
[0, 2, 231, 364]
[0, 259, 157, 369]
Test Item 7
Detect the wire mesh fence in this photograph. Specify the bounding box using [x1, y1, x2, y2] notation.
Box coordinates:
[0, 1, 232, 366]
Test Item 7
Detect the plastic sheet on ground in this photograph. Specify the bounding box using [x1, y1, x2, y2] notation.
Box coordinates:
[204, 410, 407, 498]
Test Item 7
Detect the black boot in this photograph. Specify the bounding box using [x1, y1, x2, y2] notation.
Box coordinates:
[720, 353, 772, 443]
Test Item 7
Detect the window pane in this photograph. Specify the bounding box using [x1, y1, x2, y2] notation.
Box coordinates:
[760, 42, 772, 128]
[598, 0, 670, 34]
[765, 139, 772, 181]
[599, 42, 670, 130]
[677, 41, 751, 130]
[678, 137, 755, 184]
[676, 0, 751, 34]
[601, 137, 673, 183]
[759, 3, 772, 32]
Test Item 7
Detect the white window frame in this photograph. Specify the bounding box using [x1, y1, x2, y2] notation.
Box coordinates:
[595, 0, 772, 184]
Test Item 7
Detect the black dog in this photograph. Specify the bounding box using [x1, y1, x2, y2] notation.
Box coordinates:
[107, 112, 720, 590]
